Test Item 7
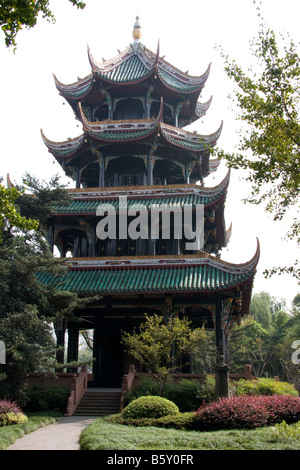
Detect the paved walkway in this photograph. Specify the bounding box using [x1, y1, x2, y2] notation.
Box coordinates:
[7, 416, 96, 450]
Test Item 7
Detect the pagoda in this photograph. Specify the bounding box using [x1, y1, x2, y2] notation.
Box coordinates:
[40, 18, 259, 389]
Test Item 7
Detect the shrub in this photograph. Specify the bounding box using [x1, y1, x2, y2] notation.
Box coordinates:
[165, 379, 202, 412]
[122, 396, 179, 419]
[124, 376, 160, 406]
[0, 400, 28, 427]
[234, 378, 298, 397]
[23, 385, 70, 412]
[195, 395, 300, 431]
[272, 420, 300, 442]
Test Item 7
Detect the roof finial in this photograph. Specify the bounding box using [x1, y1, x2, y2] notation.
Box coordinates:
[132, 16, 141, 42]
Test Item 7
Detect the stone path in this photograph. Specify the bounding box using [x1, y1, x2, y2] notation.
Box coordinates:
[7, 416, 96, 450]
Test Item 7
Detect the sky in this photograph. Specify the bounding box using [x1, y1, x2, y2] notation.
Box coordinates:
[0, 0, 299, 307]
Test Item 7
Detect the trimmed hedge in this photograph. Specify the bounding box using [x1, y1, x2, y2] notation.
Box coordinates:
[122, 396, 179, 419]
[0, 400, 28, 427]
[195, 395, 300, 430]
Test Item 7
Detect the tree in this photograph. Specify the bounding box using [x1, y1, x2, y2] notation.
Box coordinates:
[0, 0, 86, 49]
[218, 8, 300, 279]
[249, 291, 286, 329]
[0, 180, 38, 243]
[121, 314, 209, 395]
[229, 317, 271, 377]
[0, 174, 88, 404]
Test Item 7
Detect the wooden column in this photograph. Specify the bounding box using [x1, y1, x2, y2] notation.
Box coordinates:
[55, 320, 65, 371]
[67, 322, 79, 372]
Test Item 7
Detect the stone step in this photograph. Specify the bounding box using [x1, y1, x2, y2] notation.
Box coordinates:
[73, 389, 122, 416]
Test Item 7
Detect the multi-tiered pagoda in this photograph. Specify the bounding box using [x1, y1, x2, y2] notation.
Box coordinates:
[40, 18, 259, 388]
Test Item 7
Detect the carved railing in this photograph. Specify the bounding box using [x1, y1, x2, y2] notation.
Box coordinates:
[64, 366, 88, 416]
[120, 364, 136, 411]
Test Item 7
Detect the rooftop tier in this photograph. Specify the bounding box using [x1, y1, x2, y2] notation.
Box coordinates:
[53, 41, 212, 127]
[42, 25, 221, 189]
[48, 170, 231, 257]
[37, 239, 260, 326]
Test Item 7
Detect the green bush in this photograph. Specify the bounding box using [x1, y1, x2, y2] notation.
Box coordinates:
[122, 396, 179, 419]
[24, 385, 70, 412]
[272, 420, 300, 442]
[125, 375, 217, 411]
[164, 379, 201, 412]
[234, 378, 298, 397]
[124, 376, 160, 406]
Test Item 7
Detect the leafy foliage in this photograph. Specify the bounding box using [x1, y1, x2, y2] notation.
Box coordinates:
[23, 385, 70, 412]
[217, 10, 300, 278]
[233, 377, 298, 397]
[0, 182, 38, 243]
[0, 0, 86, 49]
[121, 314, 210, 394]
[0, 174, 88, 404]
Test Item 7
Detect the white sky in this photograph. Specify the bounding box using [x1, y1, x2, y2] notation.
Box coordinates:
[0, 0, 299, 307]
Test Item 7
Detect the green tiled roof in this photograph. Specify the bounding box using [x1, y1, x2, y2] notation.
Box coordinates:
[52, 192, 224, 215]
[97, 54, 151, 83]
[36, 263, 254, 296]
[157, 69, 203, 94]
[86, 127, 154, 142]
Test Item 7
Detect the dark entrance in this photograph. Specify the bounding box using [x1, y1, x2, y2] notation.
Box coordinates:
[93, 324, 123, 387]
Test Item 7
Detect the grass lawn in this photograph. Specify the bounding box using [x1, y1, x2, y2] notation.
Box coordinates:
[79, 417, 300, 451]
[0, 411, 62, 450]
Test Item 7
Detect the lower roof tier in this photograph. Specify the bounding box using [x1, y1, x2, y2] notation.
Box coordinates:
[37, 242, 259, 315]
[52, 171, 230, 215]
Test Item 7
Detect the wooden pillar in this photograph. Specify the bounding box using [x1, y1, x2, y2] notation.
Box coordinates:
[98, 155, 105, 187]
[75, 168, 80, 189]
[147, 152, 154, 185]
[67, 322, 79, 372]
[55, 320, 65, 370]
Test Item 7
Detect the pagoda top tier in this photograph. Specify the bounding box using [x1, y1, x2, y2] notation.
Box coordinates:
[53, 17, 212, 128]
[42, 17, 222, 188]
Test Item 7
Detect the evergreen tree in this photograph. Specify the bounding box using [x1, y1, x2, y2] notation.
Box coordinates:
[0, 174, 86, 404]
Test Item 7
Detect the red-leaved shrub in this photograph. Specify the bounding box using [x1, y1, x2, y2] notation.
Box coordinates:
[0, 399, 28, 426]
[0, 400, 23, 415]
[195, 395, 300, 430]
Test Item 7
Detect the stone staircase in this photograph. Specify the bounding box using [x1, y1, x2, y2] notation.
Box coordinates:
[73, 388, 122, 416]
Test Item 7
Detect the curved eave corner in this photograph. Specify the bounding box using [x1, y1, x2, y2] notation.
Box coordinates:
[41, 129, 87, 159]
[53, 73, 94, 102]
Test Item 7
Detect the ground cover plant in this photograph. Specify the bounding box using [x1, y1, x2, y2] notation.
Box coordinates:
[0, 411, 61, 450]
[80, 417, 300, 450]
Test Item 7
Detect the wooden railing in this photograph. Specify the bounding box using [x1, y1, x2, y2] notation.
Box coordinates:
[64, 366, 88, 416]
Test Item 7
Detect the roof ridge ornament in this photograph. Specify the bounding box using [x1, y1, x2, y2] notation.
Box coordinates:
[132, 16, 141, 47]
